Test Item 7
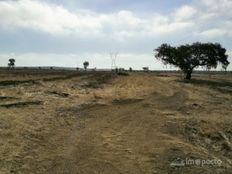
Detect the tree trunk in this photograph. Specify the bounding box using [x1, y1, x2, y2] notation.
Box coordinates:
[185, 70, 192, 80]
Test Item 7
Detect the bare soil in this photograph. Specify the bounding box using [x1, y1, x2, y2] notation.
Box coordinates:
[0, 70, 231, 174]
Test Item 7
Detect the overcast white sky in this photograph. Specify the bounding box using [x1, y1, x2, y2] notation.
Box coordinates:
[0, 0, 231, 70]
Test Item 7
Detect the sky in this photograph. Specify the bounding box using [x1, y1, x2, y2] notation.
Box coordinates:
[0, 0, 231, 70]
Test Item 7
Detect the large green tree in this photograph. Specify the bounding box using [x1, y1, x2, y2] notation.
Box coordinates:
[154, 42, 230, 80]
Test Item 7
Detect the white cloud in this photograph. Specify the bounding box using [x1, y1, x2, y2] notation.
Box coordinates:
[0, 0, 200, 38]
[0, 0, 232, 70]
[174, 5, 197, 21]
[201, 0, 232, 11]
[0, 0, 106, 36]
[199, 28, 227, 38]
[0, 0, 231, 39]
[192, 0, 232, 38]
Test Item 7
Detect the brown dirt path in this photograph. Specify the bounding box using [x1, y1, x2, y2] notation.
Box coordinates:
[0, 72, 232, 174]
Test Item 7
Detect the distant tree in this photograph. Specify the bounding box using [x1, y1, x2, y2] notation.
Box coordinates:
[129, 67, 133, 72]
[8, 58, 15, 69]
[154, 42, 230, 80]
[83, 61, 89, 71]
[143, 67, 149, 72]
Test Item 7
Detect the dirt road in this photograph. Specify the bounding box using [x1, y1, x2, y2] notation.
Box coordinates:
[0, 71, 231, 173]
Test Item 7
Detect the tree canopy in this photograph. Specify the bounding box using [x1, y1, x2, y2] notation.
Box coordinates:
[83, 61, 89, 70]
[8, 58, 15, 68]
[154, 42, 230, 80]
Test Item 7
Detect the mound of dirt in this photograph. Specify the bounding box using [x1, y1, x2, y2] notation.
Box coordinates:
[46, 91, 69, 98]
[0, 96, 18, 100]
[81, 73, 115, 88]
[149, 91, 189, 110]
[0, 101, 43, 108]
[112, 98, 144, 105]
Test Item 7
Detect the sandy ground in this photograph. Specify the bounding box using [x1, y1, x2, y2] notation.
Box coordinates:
[0, 70, 232, 174]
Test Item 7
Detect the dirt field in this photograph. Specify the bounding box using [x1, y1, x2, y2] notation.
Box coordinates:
[0, 69, 231, 174]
